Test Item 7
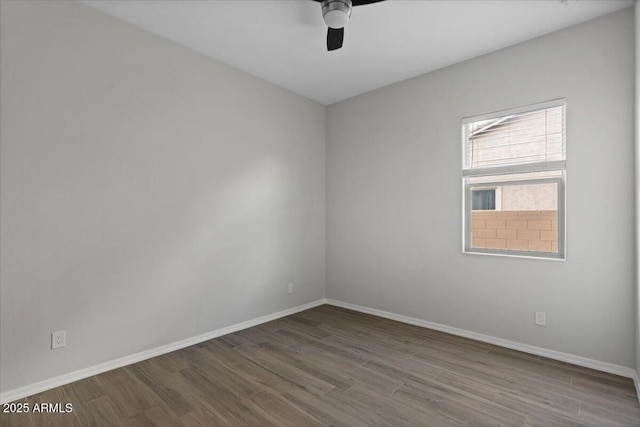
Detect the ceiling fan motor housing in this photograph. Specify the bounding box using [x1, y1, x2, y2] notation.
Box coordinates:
[322, 0, 352, 29]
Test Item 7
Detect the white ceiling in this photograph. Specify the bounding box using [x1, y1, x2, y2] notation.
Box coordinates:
[82, 0, 633, 105]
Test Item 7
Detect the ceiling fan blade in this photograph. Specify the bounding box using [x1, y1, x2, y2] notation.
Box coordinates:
[327, 27, 344, 51]
[352, 0, 385, 5]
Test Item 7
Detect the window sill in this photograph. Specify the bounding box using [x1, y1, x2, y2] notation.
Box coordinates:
[463, 249, 565, 261]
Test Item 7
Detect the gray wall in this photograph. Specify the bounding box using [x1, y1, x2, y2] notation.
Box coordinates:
[327, 9, 636, 367]
[0, 0, 326, 394]
[636, 0, 639, 379]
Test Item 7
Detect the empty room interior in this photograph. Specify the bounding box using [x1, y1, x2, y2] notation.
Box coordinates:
[1, 0, 640, 425]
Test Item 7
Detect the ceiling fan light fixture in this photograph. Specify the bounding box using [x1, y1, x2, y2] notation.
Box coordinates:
[322, 0, 352, 29]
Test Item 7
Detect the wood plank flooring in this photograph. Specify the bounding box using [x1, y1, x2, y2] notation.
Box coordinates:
[2, 305, 639, 426]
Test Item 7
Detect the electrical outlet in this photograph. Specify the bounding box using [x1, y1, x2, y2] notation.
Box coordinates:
[534, 312, 546, 326]
[52, 330, 66, 349]
[288, 283, 294, 294]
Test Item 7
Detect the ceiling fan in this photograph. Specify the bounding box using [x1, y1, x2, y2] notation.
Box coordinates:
[313, 0, 386, 51]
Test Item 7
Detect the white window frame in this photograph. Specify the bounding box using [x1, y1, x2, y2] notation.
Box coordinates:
[462, 99, 566, 260]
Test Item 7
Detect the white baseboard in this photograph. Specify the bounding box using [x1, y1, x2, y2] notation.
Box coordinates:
[4, 297, 638, 405]
[0, 299, 326, 404]
[326, 299, 638, 381]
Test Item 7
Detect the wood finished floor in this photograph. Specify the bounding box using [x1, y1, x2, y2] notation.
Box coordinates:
[2, 305, 639, 426]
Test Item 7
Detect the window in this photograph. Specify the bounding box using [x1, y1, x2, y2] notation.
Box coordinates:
[462, 100, 565, 259]
[471, 189, 496, 210]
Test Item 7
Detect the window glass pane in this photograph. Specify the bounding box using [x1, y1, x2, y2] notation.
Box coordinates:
[464, 105, 564, 170]
[470, 181, 558, 253]
[471, 189, 495, 210]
